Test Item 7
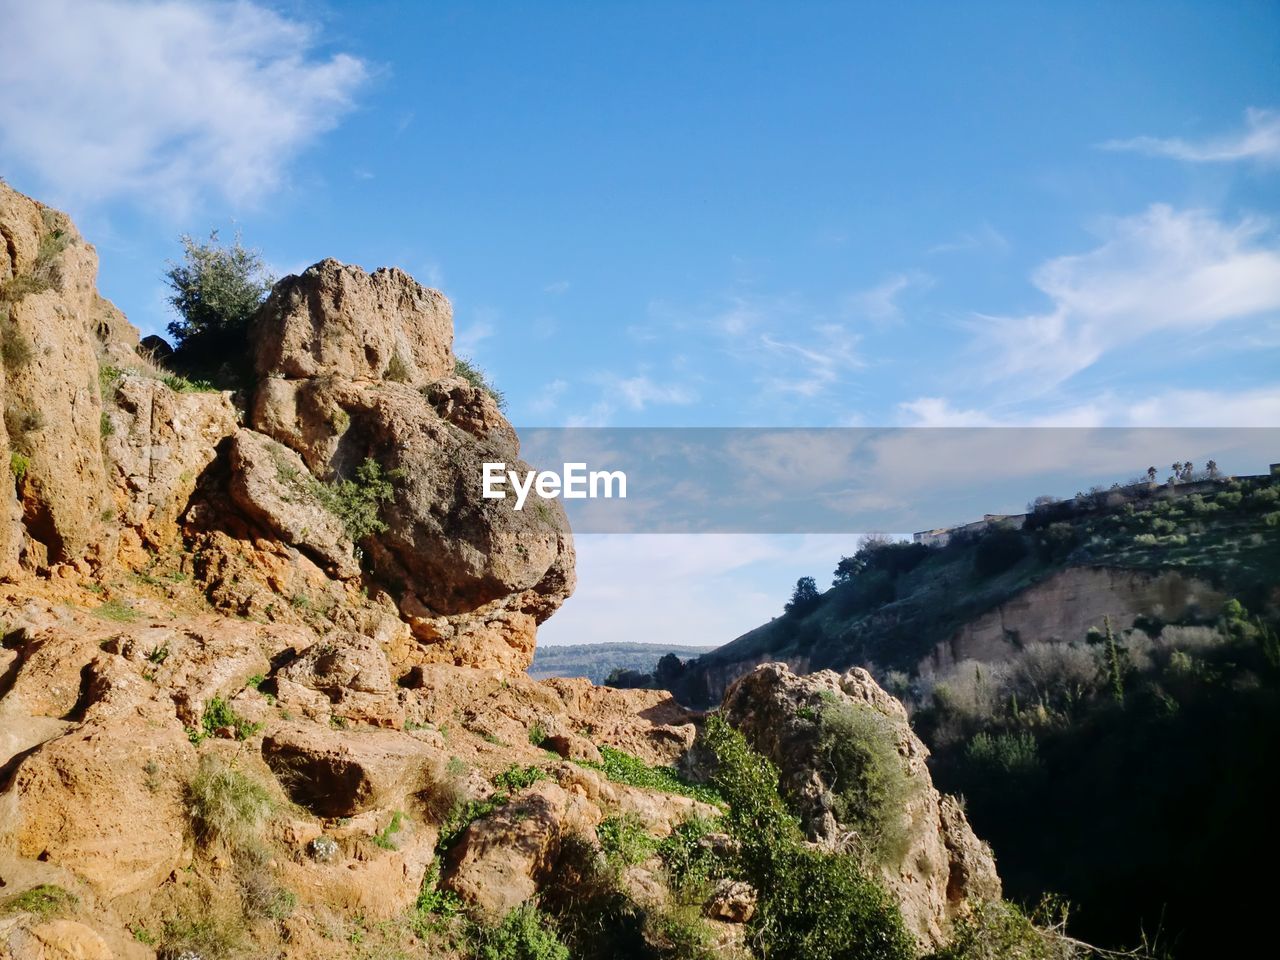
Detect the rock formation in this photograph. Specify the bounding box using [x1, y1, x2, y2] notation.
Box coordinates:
[720, 662, 1002, 948]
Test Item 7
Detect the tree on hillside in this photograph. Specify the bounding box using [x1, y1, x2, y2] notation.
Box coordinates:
[165, 231, 274, 347]
[785, 576, 821, 616]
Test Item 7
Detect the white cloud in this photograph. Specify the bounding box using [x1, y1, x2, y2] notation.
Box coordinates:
[848, 272, 932, 324]
[970, 205, 1280, 388]
[1100, 107, 1280, 164]
[544, 280, 571, 295]
[899, 385, 1280, 428]
[610, 375, 697, 411]
[538, 534, 852, 648]
[0, 0, 367, 212]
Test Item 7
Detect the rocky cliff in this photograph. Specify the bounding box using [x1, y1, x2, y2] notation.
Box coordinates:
[0, 184, 1003, 960]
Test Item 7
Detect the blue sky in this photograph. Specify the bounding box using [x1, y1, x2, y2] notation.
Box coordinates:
[2, 0, 1277, 647]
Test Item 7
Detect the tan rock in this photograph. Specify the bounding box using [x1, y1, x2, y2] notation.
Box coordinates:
[101, 373, 237, 551]
[704, 879, 757, 923]
[720, 662, 1001, 949]
[24, 920, 114, 960]
[225, 429, 359, 579]
[260, 722, 434, 817]
[251, 258, 453, 385]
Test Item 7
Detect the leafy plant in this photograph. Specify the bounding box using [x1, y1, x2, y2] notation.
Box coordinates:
[310, 457, 403, 542]
[201, 696, 262, 741]
[492, 763, 549, 793]
[372, 810, 406, 850]
[473, 904, 570, 960]
[815, 700, 915, 864]
[0, 883, 78, 919]
[596, 814, 657, 867]
[164, 231, 274, 346]
[454, 355, 507, 410]
[576, 745, 721, 805]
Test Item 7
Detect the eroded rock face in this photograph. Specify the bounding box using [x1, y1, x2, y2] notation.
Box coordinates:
[720, 662, 1001, 950]
[0, 183, 132, 572]
[251, 259, 454, 385]
[241, 259, 575, 671]
[102, 373, 238, 556]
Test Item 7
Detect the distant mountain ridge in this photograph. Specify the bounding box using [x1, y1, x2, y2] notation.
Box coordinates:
[529, 642, 717, 683]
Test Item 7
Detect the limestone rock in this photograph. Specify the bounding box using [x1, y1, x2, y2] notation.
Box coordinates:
[704, 879, 757, 923]
[0, 183, 129, 571]
[260, 722, 433, 817]
[101, 373, 237, 552]
[225, 428, 359, 579]
[251, 258, 453, 385]
[442, 781, 598, 919]
[720, 662, 1001, 949]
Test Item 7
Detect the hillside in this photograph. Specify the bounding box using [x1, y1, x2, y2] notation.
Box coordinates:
[530, 643, 717, 683]
[659, 479, 1280, 955]
[670, 480, 1279, 707]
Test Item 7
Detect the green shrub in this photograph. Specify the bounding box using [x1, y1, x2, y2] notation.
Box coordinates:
[597, 814, 657, 867]
[473, 904, 569, 960]
[158, 911, 244, 960]
[0, 317, 35, 367]
[164, 231, 274, 346]
[927, 899, 1077, 960]
[657, 815, 726, 903]
[9, 451, 29, 482]
[409, 860, 465, 936]
[965, 731, 1041, 777]
[94, 598, 139, 622]
[701, 714, 913, 960]
[385, 352, 412, 383]
[493, 763, 549, 793]
[186, 755, 274, 848]
[201, 696, 262, 741]
[0, 883, 78, 919]
[454, 356, 507, 410]
[310, 457, 403, 542]
[576, 745, 721, 805]
[528, 721, 548, 746]
[816, 700, 915, 864]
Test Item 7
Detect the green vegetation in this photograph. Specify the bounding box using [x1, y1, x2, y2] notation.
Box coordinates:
[158, 911, 245, 960]
[575, 745, 721, 805]
[492, 763, 549, 793]
[701, 714, 914, 960]
[454, 355, 507, 410]
[921, 599, 1280, 955]
[385, 352, 412, 383]
[164, 230, 273, 347]
[195, 695, 263, 742]
[373, 810, 406, 850]
[9, 451, 29, 482]
[185, 754, 274, 848]
[527, 721, 548, 746]
[0, 210, 72, 311]
[926, 898, 1079, 960]
[93, 598, 139, 622]
[596, 814, 657, 867]
[0, 883, 78, 919]
[784, 575, 821, 616]
[472, 904, 570, 960]
[310, 457, 403, 542]
[815, 700, 915, 864]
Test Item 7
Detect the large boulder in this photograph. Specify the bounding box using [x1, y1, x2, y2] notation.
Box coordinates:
[101, 373, 238, 556]
[251, 258, 453, 385]
[720, 662, 1001, 950]
[242, 260, 576, 671]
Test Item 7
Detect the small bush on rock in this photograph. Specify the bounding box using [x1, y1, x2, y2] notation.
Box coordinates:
[165, 231, 273, 347]
[816, 700, 915, 865]
[310, 457, 403, 542]
[186, 755, 274, 848]
[473, 904, 569, 960]
[0, 883, 78, 919]
[454, 355, 507, 410]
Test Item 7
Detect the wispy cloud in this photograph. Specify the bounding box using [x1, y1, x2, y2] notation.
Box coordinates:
[0, 0, 367, 213]
[928, 223, 1010, 256]
[968, 204, 1280, 389]
[848, 271, 932, 324]
[544, 280, 571, 295]
[899, 385, 1280, 428]
[1100, 107, 1280, 164]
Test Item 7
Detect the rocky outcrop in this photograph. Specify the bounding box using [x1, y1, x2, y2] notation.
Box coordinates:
[720, 662, 1001, 949]
[102, 373, 237, 557]
[237, 258, 575, 671]
[0, 182, 136, 574]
